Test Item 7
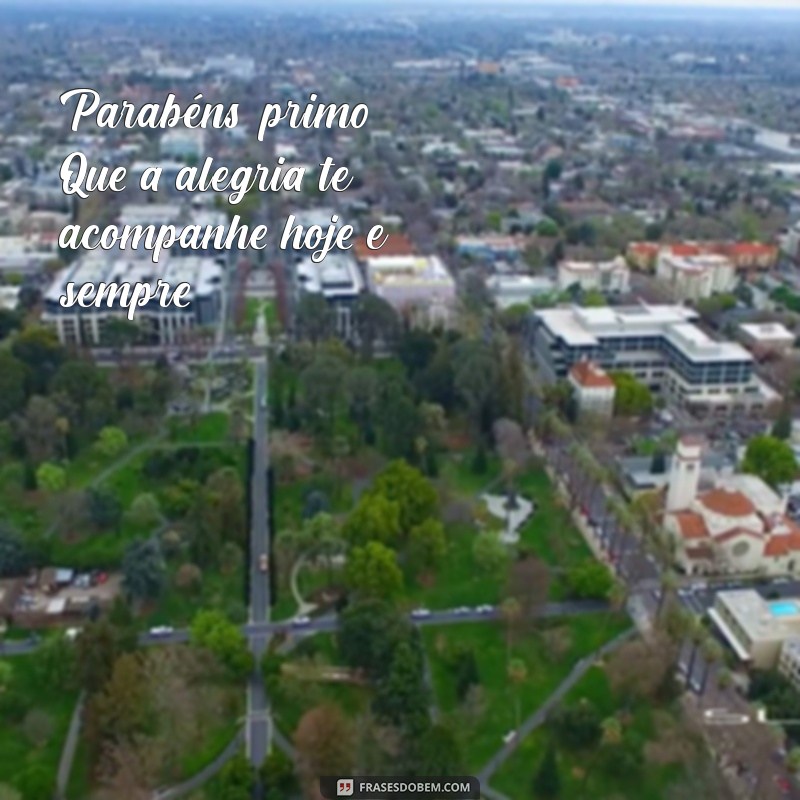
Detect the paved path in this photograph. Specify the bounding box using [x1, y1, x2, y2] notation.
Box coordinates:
[477, 627, 636, 785]
[54, 690, 85, 800]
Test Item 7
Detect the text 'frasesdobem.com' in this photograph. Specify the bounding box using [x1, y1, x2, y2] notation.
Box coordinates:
[320, 776, 481, 800]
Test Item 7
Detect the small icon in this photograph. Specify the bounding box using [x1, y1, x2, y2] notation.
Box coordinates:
[337, 779, 354, 797]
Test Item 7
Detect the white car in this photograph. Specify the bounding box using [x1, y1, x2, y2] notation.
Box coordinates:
[454, 606, 471, 615]
[149, 626, 174, 637]
[477, 604, 494, 614]
[411, 608, 431, 619]
[64, 627, 82, 641]
[292, 616, 311, 628]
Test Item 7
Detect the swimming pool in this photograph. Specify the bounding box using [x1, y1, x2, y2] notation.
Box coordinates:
[769, 601, 800, 617]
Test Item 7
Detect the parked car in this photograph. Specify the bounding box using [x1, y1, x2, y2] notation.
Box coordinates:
[292, 616, 311, 628]
[411, 608, 431, 619]
[149, 626, 174, 637]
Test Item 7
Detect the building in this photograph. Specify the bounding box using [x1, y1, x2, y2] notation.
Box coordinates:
[709, 589, 800, 668]
[160, 128, 206, 162]
[362, 253, 456, 329]
[778, 637, 800, 689]
[739, 322, 795, 358]
[294, 251, 364, 340]
[627, 241, 778, 273]
[0, 234, 56, 275]
[557, 256, 629, 294]
[42, 253, 223, 346]
[486, 274, 557, 309]
[663, 437, 800, 576]
[531, 303, 779, 416]
[567, 359, 616, 418]
[456, 235, 523, 262]
[655, 251, 736, 301]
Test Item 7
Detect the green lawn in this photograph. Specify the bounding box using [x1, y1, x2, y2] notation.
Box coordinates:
[405, 523, 502, 609]
[423, 614, 630, 771]
[0, 653, 79, 795]
[438, 451, 501, 497]
[516, 470, 593, 570]
[269, 633, 371, 735]
[168, 412, 231, 444]
[491, 666, 687, 800]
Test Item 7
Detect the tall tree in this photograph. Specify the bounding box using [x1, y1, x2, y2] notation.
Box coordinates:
[294, 705, 354, 795]
[121, 537, 166, 602]
[370, 460, 439, 537]
[532, 743, 561, 799]
[742, 435, 797, 488]
[345, 541, 403, 600]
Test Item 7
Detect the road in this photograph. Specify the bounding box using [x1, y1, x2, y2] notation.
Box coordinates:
[2, 601, 612, 658]
[247, 311, 272, 773]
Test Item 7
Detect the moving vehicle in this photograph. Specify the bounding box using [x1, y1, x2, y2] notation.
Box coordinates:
[259, 553, 269, 572]
[410, 608, 431, 619]
[149, 626, 174, 637]
[292, 616, 311, 628]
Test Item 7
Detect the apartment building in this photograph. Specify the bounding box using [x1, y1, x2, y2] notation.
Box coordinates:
[628, 241, 778, 273]
[710, 590, 800, 669]
[557, 256, 630, 294]
[567, 359, 616, 418]
[655, 251, 736, 301]
[530, 303, 779, 415]
[42, 254, 222, 346]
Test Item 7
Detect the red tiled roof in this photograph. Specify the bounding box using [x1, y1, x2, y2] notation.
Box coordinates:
[686, 544, 715, 560]
[698, 488, 756, 518]
[714, 527, 763, 544]
[673, 511, 708, 540]
[569, 360, 615, 389]
[353, 233, 416, 261]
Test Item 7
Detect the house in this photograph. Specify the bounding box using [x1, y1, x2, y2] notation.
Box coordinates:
[739, 322, 795, 358]
[567, 360, 616, 418]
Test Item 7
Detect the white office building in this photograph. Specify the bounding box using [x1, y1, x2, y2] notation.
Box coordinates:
[557, 256, 630, 294]
[531, 303, 780, 415]
[655, 251, 737, 301]
[42, 254, 222, 346]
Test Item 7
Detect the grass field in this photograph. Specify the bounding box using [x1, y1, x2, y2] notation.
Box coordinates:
[0, 653, 78, 796]
[490, 666, 688, 800]
[423, 614, 630, 771]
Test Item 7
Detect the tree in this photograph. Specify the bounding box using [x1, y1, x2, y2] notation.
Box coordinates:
[261, 750, 296, 796]
[508, 657, 528, 729]
[566, 561, 614, 600]
[295, 293, 335, 345]
[344, 366, 379, 443]
[373, 637, 430, 731]
[189, 609, 253, 680]
[550, 700, 601, 750]
[126, 493, 162, 530]
[353, 293, 400, 359]
[216, 755, 255, 800]
[35, 462, 66, 492]
[407, 518, 447, 572]
[342, 493, 401, 548]
[450, 646, 480, 701]
[21, 709, 54, 748]
[94, 426, 129, 458]
[294, 704, 354, 792]
[175, 563, 203, 592]
[8, 766, 51, 800]
[402, 722, 463, 776]
[454, 341, 501, 441]
[742, 435, 797, 488]
[51, 360, 114, 434]
[0, 527, 33, 577]
[121, 537, 166, 602]
[11, 325, 65, 394]
[86, 487, 123, 532]
[203, 467, 247, 547]
[299, 355, 344, 445]
[345, 541, 403, 600]
[338, 599, 410, 680]
[507, 557, 550, 626]
[500, 597, 522, 659]
[0, 661, 12, 693]
[533, 743, 561, 799]
[370, 460, 439, 537]
[74, 618, 137, 694]
[16, 395, 60, 464]
[0, 351, 27, 421]
[473, 531, 510, 579]
[610, 372, 653, 417]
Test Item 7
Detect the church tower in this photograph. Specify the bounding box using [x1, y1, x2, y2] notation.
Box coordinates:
[665, 436, 703, 512]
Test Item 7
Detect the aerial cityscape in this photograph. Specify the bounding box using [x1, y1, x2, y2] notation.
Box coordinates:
[2, 2, 800, 799]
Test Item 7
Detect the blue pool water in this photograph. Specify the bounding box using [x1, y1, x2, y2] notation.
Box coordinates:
[769, 601, 799, 617]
